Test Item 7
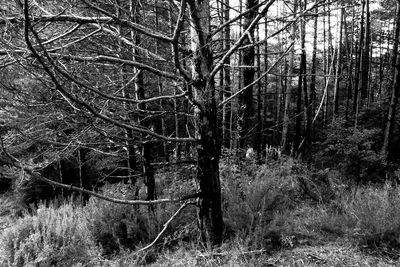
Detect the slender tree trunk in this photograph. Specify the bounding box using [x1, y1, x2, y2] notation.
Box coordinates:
[238, 0, 258, 148]
[295, 0, 307, 154]
[334, 6, 344, 116]
[223, 0, 232, 149]
[322, 4, 328, 124]
[310, 1, 318, 136]
[281, 0, 297, 152]
[264, 17, 270, 147]
[130, 0, 156, 201]
[256, 23, 263, 154]
[359, 0, 370, 102]
[117, 0, 137, 186]
[354, 0, 365, 114]
[174, 85, 181, 160]
[326, 4, 333, 121]
[378, 30, 384, 99]
[155, 0, 168, 161]
[345, 8, 354, 120]
[382, 0, 400, 161]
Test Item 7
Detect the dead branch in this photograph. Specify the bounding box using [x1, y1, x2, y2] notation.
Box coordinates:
[135, 201, 196, 254]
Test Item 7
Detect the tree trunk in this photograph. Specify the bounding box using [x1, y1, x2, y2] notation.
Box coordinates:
[345, 8, 354, 120]
[359, 0, 370, 102]
[295, 0, 307, 154]
[353, 0, 365, 114]
[155, 1, 168, 161]
[382, 0, 400, 161]
[223, 0, 232, 149]
[322, 4, 328, 124]
[238, 0, 258, 148]
[130, 0, 156, 201]
[117, 0, 137, 185]
[310, 1, 318, 136]
[188, 0, 223, 246]
[334, 6, 344, 116]
[256, 23, 263, 154]
[281, 0, 298, 153]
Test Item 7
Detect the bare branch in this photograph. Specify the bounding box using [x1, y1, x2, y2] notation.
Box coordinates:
[136, 201, 195, 253]
[22, 0, 195, 143]
[81, 0, 173, 43]
[171, 0, 191, 81]
[218, 41, 294, 108]
[96, 25, 167, 62]
[211, 0, 266, 37]
[50, 53, 181, 81]
[210, 0, 276, 79]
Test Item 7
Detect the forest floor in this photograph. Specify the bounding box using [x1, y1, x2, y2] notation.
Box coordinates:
[2, 159, 400, 266]
[1, 202, 400, 266]
[142, 237, 399, 266]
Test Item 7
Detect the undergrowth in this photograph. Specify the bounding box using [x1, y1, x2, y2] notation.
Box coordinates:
[1, 156, 400, 265]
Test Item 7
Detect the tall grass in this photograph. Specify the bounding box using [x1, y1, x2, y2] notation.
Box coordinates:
[0, 201, 101, 267]
[2, 160, 400, 265]
[342, 182, 400, 254]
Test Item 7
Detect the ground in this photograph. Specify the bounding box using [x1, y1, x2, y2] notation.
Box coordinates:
[148, 241, 399, 267]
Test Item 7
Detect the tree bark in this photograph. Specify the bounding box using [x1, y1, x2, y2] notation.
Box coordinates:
[382, 0, 400, 162]
[310, 1, 318, 136]
[359, 0, 370, 102]
[281, 0, 298, 153]
[334, 6, 344, 116]
[222, 0, 232, 149]
[353, 0, 365, 114]
[295, 0, 307, 154]
[188, 0, 223, 246]
[238, 0, 258, 148]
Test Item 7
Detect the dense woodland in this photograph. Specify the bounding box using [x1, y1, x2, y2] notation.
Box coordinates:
[1, 0, 400, 266]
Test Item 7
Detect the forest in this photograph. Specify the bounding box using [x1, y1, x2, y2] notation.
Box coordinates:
[0, 0, 400, 266]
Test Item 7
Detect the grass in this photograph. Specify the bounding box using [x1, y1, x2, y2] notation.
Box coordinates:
[1, 159, 400, 266]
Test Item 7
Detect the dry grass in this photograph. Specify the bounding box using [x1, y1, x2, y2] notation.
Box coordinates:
[1, 162, 400, 266]
[140, 241, 398, 267]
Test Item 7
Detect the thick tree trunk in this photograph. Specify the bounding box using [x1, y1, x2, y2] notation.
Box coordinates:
[196, 106, 223, 245]
[188, 0, 223, 246]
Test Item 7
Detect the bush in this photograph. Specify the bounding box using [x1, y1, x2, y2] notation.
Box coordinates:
[83, 182, 198, 258]
[0, 201, 101, 267]
[342, 183, 400, 256]
[314, 117, 385, 184]
[220, 157, 304, 249]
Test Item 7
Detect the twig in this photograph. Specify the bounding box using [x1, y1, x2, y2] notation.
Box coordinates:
[198, 249, 269, 258]
[135, 201, 195, 254]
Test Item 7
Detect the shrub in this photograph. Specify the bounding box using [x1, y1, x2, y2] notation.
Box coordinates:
[220, 157, 304, 249]
[314, 117, 385, 184]
[0, 201, 101, 267]
[343, 183, 400, 256]
[83, 182, 198, 257]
